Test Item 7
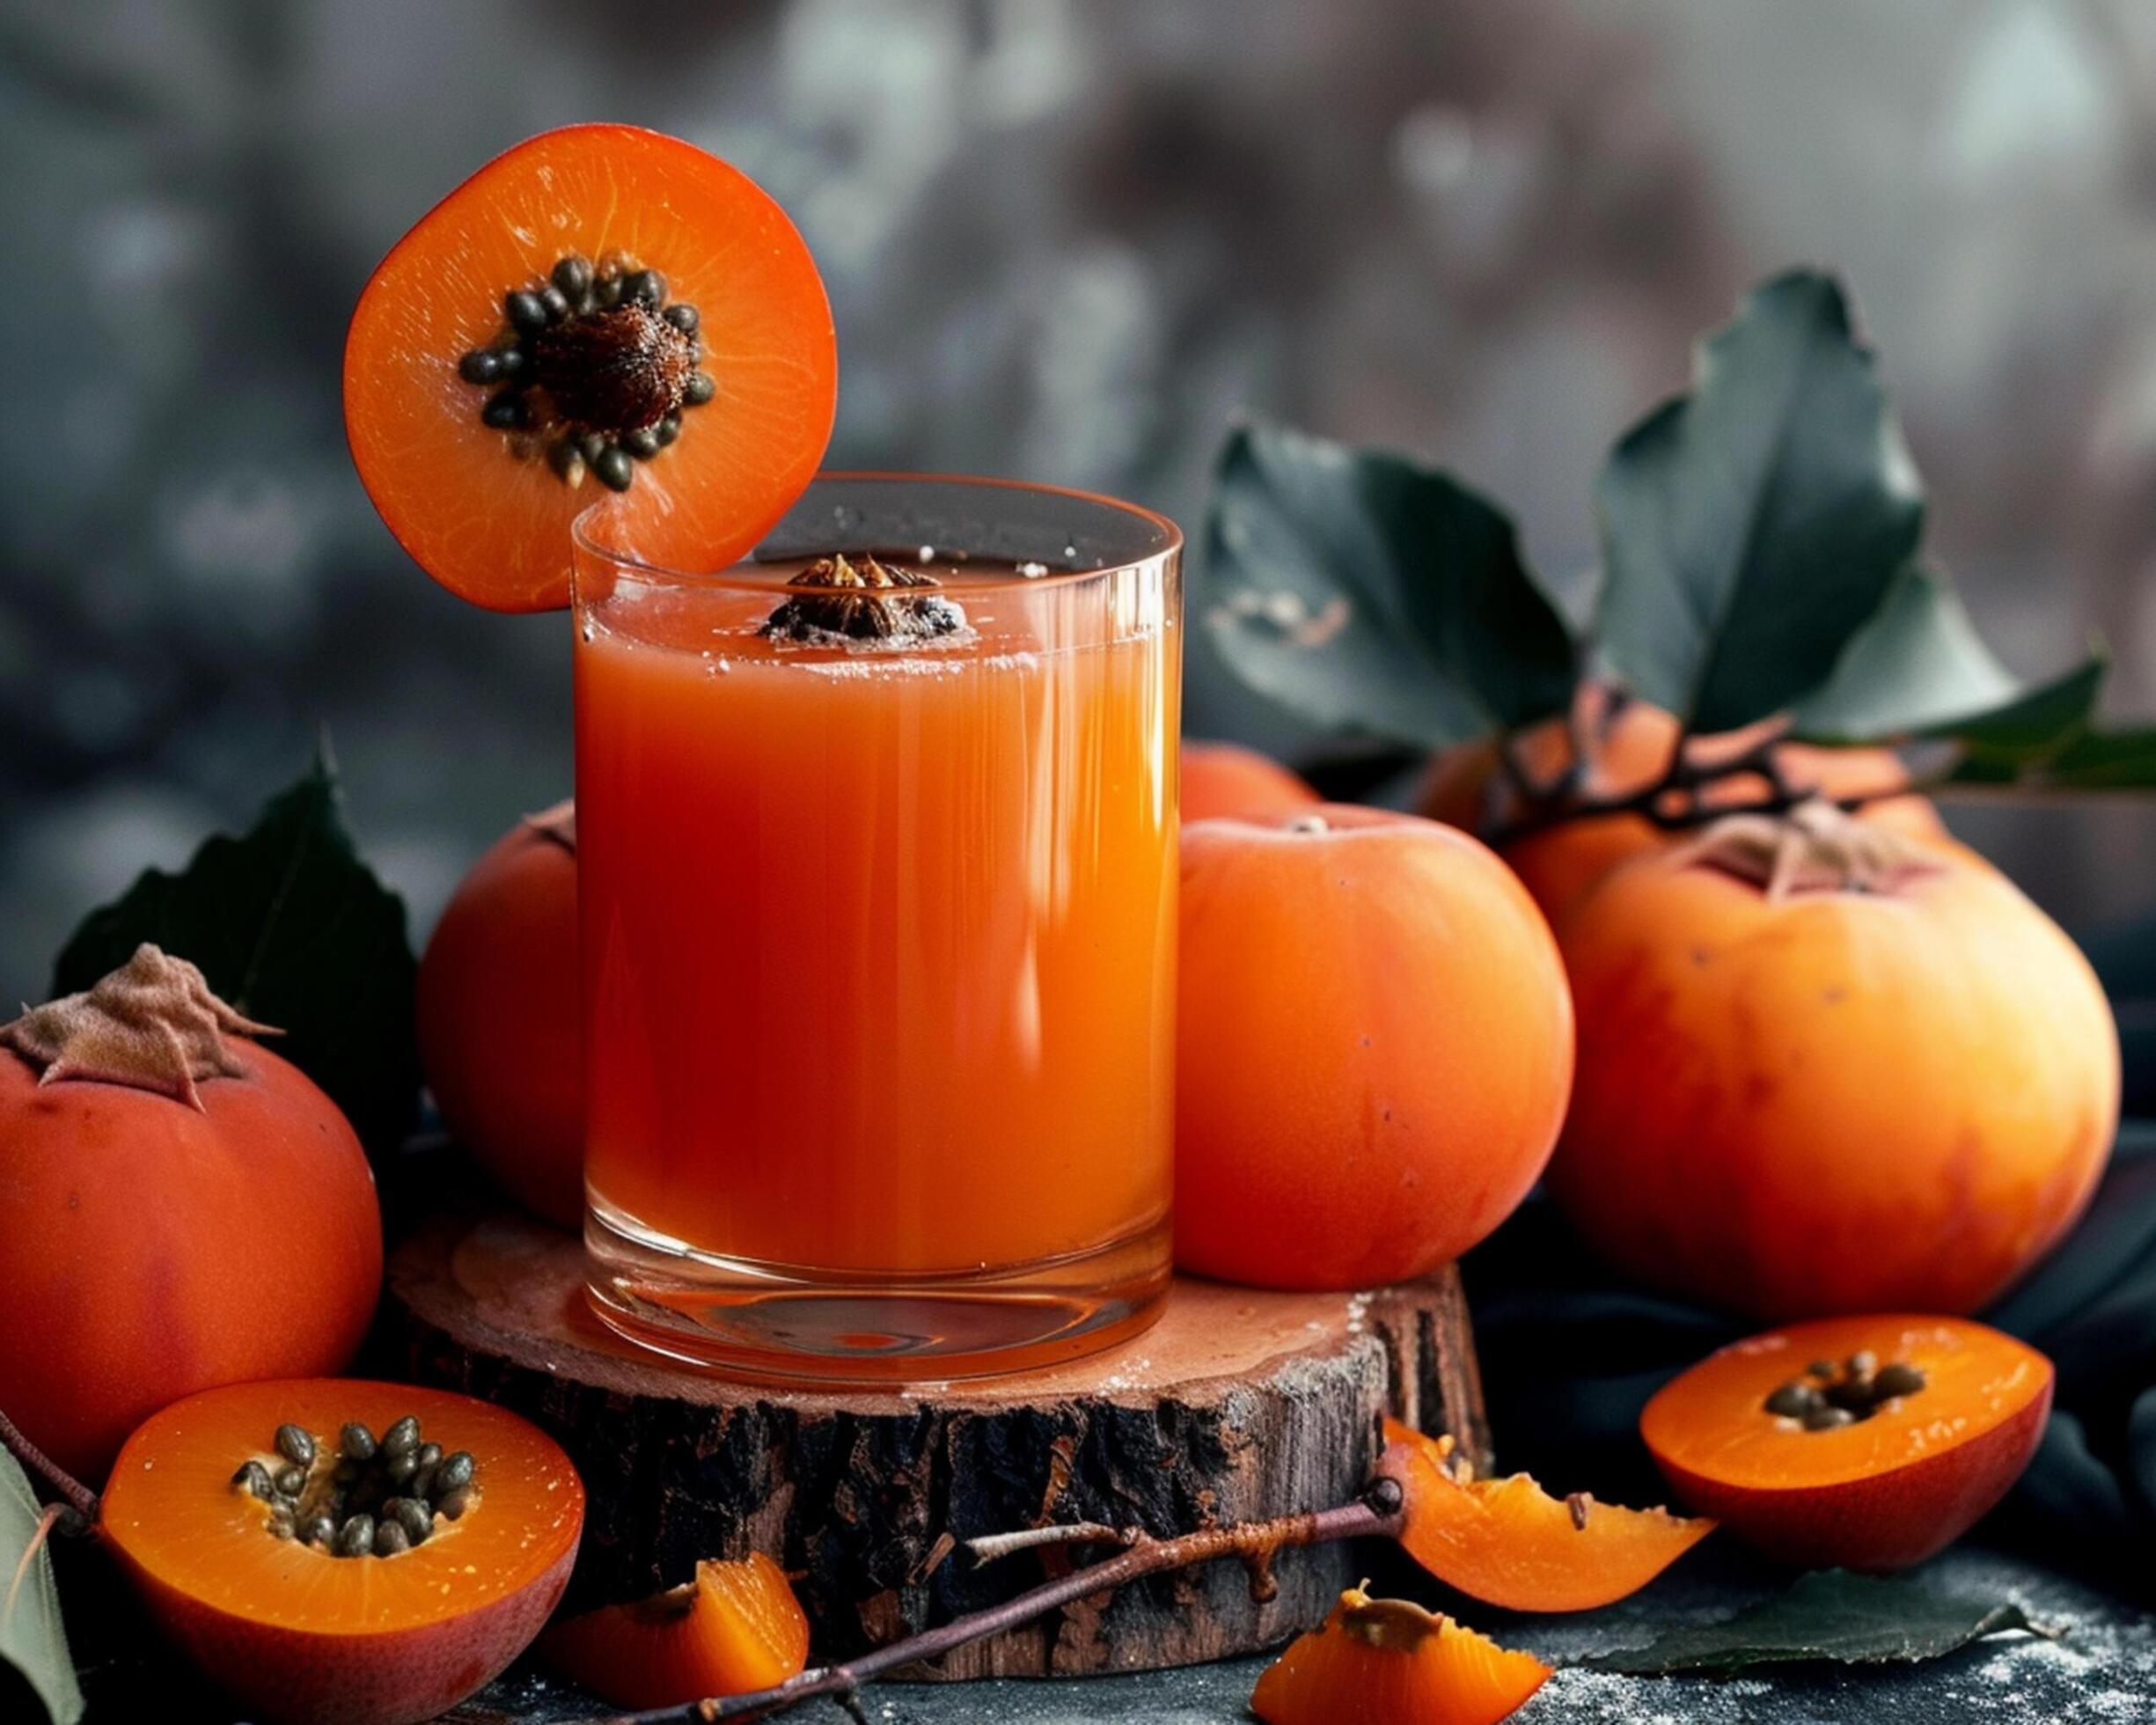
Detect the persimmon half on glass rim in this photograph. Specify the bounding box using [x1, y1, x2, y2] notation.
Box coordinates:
[343, 124, 837, 612]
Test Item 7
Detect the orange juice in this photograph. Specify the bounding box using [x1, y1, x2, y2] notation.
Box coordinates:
[572, 481, 1179, 1378]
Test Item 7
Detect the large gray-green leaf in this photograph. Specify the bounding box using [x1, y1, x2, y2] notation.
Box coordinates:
[1595, 270, 1925, 731]
[1585, 1570, 2044, 1677]
[1793, 562, 2107, 762]
[1203, 422, 1577, 749]
[53, 745, 420, 1152]
[1792, 564, 2019, 740]
[0, 1452, 82, 1725]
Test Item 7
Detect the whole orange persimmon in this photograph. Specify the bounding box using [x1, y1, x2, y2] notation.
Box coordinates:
[417, 804, 582, 1228]
[1182, 739, 1321, 823]
[1177, 806, 1573, 1289]
[0, 946, 381, 1481]
[1549, 803, 2117, 1319]
[1418, 687, 1946, 929]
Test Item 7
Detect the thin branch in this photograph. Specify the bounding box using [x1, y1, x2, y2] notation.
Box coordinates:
[966, 1522, 1140, 1565]
[576, 1482, 1405, 1724]
[0, 1407, 99, 1525]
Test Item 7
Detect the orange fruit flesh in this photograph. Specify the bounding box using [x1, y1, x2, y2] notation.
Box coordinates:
[100, 1380, 583, 1725]
[1640, 1315, 2052, 1492]
[1379, 1418, 1713, 1612]
[1251, 1587, 1551, 1725]
[344, 124, 836, 612]
[541, 1552, 810, 1708]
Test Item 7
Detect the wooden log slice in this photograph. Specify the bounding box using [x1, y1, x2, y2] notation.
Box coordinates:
[387, 1209, 1490, 1679]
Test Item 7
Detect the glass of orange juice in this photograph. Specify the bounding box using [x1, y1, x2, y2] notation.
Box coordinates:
[572, 474, 1180, 1380]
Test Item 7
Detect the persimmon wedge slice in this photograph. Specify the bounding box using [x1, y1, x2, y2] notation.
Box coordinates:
[1640, 1315, 2052, 1572]
[99, 1379, 584, 1725]
[1377, 1418, 1712, 1612]
[344, 124, 836, 612]
[1251, 1585, 1550, 1725]
[540, 1552, 809, 1708]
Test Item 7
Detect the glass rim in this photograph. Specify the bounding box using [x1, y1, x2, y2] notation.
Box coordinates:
[570, 470, 1184, 598]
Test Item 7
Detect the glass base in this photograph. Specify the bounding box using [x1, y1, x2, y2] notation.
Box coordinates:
[584, 1199, 1173, 1384]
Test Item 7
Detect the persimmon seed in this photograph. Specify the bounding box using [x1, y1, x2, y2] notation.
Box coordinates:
[552, 255, 594, 299]
[1764, 1382, 1821, 1419]
[506, 290, 550, 334]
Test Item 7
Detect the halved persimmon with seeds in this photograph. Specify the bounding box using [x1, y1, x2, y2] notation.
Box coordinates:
[1251, 1584, 1550, 1725]
[1641, 1315, 2052, 1572]
[345, 124, 836, 612]
[99, 1379, 583, 1725]
[540, 1552, 809, 1708]
[1378, 1418, 1712, 1611]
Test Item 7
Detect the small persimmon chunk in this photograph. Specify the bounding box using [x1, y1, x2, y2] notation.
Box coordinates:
[99, 1379, 583, 1725]
[1378, 1418, 1712, 1612]
[1251, 1584, 1550, 1725]
[345, 125, 837, 612]
[541, 1552, 810, 1708]
[1640, 1315, 2053, 1572]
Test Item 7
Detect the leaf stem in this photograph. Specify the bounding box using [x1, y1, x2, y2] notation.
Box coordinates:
[579, 1480, 1405, 1723]
[0, 1407, 99, 1528]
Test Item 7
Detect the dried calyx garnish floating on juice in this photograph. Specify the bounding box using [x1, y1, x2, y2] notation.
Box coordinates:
[1640, 1315, 2053, 1573]
[1250, 1582, 1551, 1725]
[1377, 1417, 1713, 1611]
[90, 1377, 584, 1725]
[343, 124, 838, 612]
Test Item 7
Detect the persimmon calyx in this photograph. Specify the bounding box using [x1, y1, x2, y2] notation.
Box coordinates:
[0, 943, 278, 1110]
[761, 553, 967, 645]
[1678, 797, 1943, 901]
[524, 799, 577, 852]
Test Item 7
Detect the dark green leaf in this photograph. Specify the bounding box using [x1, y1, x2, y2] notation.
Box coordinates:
[1203, 422, 1577, 749]
[53, 745, 420, 1151]
[1595, 270, 1925, 731]
[1791, 563, 2020, 741]
[1585, 1570, 2045, 1676]
[0, 1451, 83, 1725]
[2039, 725, 2156, 788]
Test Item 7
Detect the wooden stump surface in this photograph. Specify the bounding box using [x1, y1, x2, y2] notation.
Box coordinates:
[387, 1209, 1489, 1679]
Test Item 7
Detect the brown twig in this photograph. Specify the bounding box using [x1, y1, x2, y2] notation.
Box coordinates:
[579, 1479, 1405, 1723]
[965, 1521, 1141, 1565]
[0, 1406, 99, 1527]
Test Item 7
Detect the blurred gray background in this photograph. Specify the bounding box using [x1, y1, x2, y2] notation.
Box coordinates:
[4, 0, 2153, 999]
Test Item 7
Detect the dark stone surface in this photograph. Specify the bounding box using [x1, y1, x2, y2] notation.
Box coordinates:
[443, 1545, 2154, 1723]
